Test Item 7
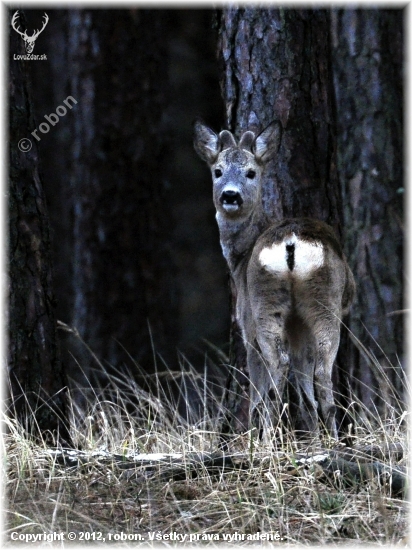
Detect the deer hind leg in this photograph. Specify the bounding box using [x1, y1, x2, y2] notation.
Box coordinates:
[247, 324, 290, 431]
[314, 324, 341, 439]
[285, 313, 319, 435]
[290, 345, 319, 436]
[247, 344, 273, 430]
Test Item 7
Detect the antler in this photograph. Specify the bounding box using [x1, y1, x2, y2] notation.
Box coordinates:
[30, 13, 49, 40]
[11, 11, 26, 38]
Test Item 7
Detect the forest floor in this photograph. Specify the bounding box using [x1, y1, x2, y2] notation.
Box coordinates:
[3, 373, 409, 547]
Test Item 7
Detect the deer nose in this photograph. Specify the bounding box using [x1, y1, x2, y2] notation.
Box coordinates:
[220, 190, 243, 206]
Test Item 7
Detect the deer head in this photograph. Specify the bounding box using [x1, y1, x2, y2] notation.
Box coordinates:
[193, 121, 281, 221]
[11, 11, 49, 53]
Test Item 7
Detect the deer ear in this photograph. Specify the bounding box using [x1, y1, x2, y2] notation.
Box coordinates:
[193, 120, 220, 164]
[253, 121, 281, 163]
[239, 131, 256, 152]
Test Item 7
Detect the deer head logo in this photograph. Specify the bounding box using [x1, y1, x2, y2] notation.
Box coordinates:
[11, 11, 49, 54]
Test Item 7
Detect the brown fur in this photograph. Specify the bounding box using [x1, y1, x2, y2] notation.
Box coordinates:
[193, 120, 356, 437]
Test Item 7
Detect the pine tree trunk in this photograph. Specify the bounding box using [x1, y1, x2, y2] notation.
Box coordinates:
[331, 8, 404, 411]
[219, 8, 341, 226]
[217, 8, 343, 431]
[8, 10, 69, 441]
[66, 10, 178, 393]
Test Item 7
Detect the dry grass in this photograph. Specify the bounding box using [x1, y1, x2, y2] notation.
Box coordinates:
[3, 359, 409, 547]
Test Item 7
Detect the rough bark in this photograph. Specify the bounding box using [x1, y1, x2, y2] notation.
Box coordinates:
[66, 10, 178, 393]
[8, 10, 69, 440]
[331, 9, 404, 410]
[217, 7, 404, 432]
[23, 9, 227, 418]
[217, 8, 344, 431]
[219, 8, 341, 229]
[24, 10, 73, 331]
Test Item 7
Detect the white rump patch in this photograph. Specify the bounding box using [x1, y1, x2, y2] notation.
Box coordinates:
[259, 233, 324, 278]
[259, 241, 289, 274]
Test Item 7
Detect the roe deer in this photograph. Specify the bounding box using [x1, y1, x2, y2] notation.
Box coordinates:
[193, 120, 355, 438]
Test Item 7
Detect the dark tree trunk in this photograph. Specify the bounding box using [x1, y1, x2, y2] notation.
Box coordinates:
[24, 10, 73, 332]
[66, 10, 178, 394]
[22, 9, 227, 418]
[217, 7, 404, 432]
[8, 11, 69, 441]
[219, 8, 341, 228]
[331, 9, 404, 411]
[218, 7, 342, 432]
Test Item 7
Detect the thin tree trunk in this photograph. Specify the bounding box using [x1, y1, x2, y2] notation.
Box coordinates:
[25, 10, 73, 333]
[8, 10, 69, 441]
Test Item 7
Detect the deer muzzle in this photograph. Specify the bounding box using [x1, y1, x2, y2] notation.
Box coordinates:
[220, 189, 243, 212]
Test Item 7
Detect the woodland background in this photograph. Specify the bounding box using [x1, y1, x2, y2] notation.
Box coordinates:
[8, 7, 404, 437]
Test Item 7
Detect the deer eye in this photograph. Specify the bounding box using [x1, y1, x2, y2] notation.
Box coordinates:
[214, 168, 223, 178]
[246, 170, 256, 179]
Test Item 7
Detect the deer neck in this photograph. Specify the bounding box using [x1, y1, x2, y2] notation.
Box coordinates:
[217, 204, 267, 272]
